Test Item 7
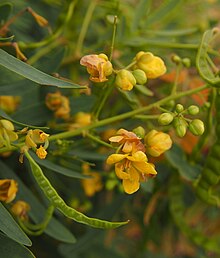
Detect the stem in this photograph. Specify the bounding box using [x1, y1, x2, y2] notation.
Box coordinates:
[171, 64, 182, 95]
[75, 0, 98, 57]
[124, 61, 136, 70]
[109, 16, 117, 62]
[134, 114, 160, 120]
[86, 132, 115, 148]
[49, 84, 209, 141]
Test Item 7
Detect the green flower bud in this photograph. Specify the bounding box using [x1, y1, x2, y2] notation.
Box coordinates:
[173, 117, 187, 137]
[115, 69, 136, 91]
[189, 119, 205, 136]
[176, 104, 184, 113]
[132, 69, 147, 85]
[182, 58, 191, 68]
[171, 55, 181, 65]
[132, 126, 145, 138]
[158, 113, 174, 125]
[187, 105, 199, 115]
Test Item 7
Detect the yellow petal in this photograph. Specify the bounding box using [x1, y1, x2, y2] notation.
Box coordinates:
[109, 135, 124, 142]
[127, 151, 147, 162]
[122, 167, 140, 194]
[133, 162, 157, 176]
[106, 153, 127, 164]
[115, 163, 130, 180]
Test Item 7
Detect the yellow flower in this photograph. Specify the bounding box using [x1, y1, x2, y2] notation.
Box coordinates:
[135, 51, 166, 79]
[106, 151, 157, 194]
[80, 54, 113, 82]
[0, 179, 18, 203]
[115, 70, 136, 91]
[11, 200, 30, 221]
[0, 96, 20, 114]
[36, 145, 47, 159]
[45, 91, 70, 120]
[25, 129, 49, 148]
[0, 119, 18, 148]
[81, 164, 103, 197]
[109, 128, 145, 153]
[144, 130, 172, 157]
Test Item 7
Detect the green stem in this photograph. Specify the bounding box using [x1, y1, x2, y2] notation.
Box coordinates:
[171, 64, 182, 95]
[124, 61, 136, 70]
[109, 16, 117, 61]
[49, 84, 209, 141]
[134, 114, 160, 120]
[75, 0, 98, 57]
[86, 132, 115, 149]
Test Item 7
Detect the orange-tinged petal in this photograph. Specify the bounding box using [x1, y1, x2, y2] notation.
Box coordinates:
[109, 135, 124, 142]
[115, 163, 130, 180]
[106, 153, 127, 164]
[122, 141, 133, 153]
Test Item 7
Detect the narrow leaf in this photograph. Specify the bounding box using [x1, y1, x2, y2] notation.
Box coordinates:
[0, 233, 35, 258]
[0, 161, 76, 243]
[0, 203, 32, 246]
[0, 49, 86, 89]
[0, 2, 13, 23]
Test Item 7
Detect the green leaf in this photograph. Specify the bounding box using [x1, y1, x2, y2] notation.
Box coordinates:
[146, 0, 183, 26]
[165, 144, 201, 181]
[134, 84, 154, 96]
[0, 49, 86, 89]
[0, 233, 35, 258]
[0, 35, 14, 42]
[131, 0, 151, 32]
[0, 161, 76, 244]
[0, 109, 49, 130]
[30, 152, 89, 179]
[0, 203, 32, 246]
[0, 2, 13, 24]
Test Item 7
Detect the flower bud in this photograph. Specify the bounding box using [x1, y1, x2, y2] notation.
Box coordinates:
[0, 119, 14, 131]
[36, 145, 47, 159]
[175, 104, 184, 113]
[187, 105, 199, 115]
[189, 119, 205, 136]
[135, 52, 166, 79]
[182, 58, 191, 68]
[132, 69, 147, 84]
[144, 130, 172, 157]
[171, 55, 181, 65]
[158, 113, 174, 125]
[115, 70, 136, 91]
[173, 117, 187, 137]
[132, 126, 145, 138]
[11, 200, 30, 221]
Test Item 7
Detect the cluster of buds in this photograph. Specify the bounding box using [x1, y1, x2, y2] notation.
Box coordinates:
[158, 103, 205, 137]
[171, 54, 191, 68]
[20, 129, 49, 161]
[106, 128, 172, 194]
[115, 51, 166, 91]
[0, 119, 18, 148]
[45, 91, 71, 120]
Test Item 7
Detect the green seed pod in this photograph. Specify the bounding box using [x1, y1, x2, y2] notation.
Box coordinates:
[187, 105, 200, 115]
[158, 113, 174, 125]
[173, 117, 187, 137]
[189, 119, 205, 136]
[115, 69, 136, 91]
[132, 69, 147, 85]
[175, 104, 184, 113]
[132, 126, 145, 138]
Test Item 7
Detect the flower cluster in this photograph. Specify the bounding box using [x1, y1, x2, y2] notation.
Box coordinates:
[106, 128, 172, 194]
[20, 129, 49, 161]
[45, 91, 71, 120]
[80, 51, 166, 91]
